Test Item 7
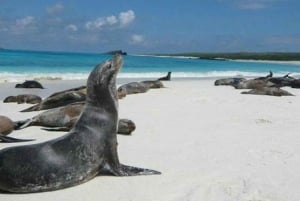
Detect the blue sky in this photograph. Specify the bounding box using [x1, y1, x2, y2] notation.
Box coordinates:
[0, 0, 299, 53]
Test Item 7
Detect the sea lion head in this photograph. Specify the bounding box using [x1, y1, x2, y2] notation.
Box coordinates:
[86, 54, 123, 107]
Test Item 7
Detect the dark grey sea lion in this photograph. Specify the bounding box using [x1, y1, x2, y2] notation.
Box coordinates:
[15, 80, 44, 89]
[141, 80, 164, 89]
[291, 79, 300, 88]
[0, 54, 160, 193]
[3, 94, 42, 104]
[254, 71, 273, 80]
[16, 102, 136, 135]
[241, 87, 294, 96]
[158, 72, 171, 81]
[268, 73, 296, 88]
[118, 82, 150, 95]
[214, 77, 246, 86]
[0, 115, 33, 143]
[21, 91, 86, 112]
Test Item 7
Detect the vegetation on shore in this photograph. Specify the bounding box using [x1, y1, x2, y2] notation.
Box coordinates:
[156, 52, 300, 61]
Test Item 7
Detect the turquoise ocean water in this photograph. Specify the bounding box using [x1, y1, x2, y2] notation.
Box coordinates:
[1, 49, 300, 82]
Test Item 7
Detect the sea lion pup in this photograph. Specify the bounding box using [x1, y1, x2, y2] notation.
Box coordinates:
[20, 90, 86, 112]
[15, 102, 136, 135]
[158, 71, 171, 81]
[241, 87, 294, 96]
[0, 54, 160, 193]
[3, 94, 42, 104]
[15, 80, 44, 89]
[0, 115, 33, 143]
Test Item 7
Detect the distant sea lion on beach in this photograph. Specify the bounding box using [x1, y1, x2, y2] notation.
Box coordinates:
[3, 94, 42, 104]
[233, 79, 274, 89]
[118, 82, 150, 95]
[214, 77, 246, 86]
[16, 102, 136, 135]
[158, 72, 171, 81]
[291, 79, 300, 88]
[0, 54, 160, 193]
[15, 80, 44, 89]
[141, 80, 164, 89]
[21, 91, 86, 112]
[241, 87, 294, 96]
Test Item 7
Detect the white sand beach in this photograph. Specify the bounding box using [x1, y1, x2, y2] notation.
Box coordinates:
[1, 78, 300, 201]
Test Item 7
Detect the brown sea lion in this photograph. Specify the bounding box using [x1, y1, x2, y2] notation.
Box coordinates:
[0, 115, 33, 143]
[3, 94, 42, 104]
[241, 87, 294, 96]
[16, 102, 136, 135]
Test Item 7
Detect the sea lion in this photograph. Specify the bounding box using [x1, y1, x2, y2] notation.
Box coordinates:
[0, 115, 33, 143]
[214, 78, 246, 86]
[241, 87, 294, 96]
[291, 79, 300, 88]
[0, 54, 160, 193]
[15, 80, 44, 89]
[3, 94, 42, 104]
[141, 80, 164, 89]
[15, 102, 136, 135]
[268, 73, 296, 88]
[21, 91, 86, 112]
[48, 86, 87, 98]
[158, 72, 171, 81]
[118, 82, 150, 95]
[233, 79, 274, 89]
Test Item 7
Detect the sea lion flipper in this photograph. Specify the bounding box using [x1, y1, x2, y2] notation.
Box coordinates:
[99, 163, 161, 176]
[0, 135, 34, 143]
[119, 164, 161, 176]
[42, 127, 70, 132]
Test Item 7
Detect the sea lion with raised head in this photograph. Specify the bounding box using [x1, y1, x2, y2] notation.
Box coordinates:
[158, 72, 171, 81]
[0, 54, 160, 193]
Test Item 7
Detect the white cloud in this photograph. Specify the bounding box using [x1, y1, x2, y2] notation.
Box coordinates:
[85, 18, 106, 30]
[47, 3, 64, 14]
[221, 0, 282, 10]
[119, 10, 135, 26]
[85, 10, 135, 31]
[131, 34, 144, 44]
[106, 16, 118, 25]
[65, 24, 78, 32]
[16, 16, 35, 27]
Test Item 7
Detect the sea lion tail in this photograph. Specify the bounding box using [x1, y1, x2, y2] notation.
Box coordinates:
[14, 119, 33, 130]
[0, 134, 34, 143]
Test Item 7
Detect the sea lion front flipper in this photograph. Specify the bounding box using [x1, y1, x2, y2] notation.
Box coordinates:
[119, 164, 161, 176]
[0, 135, 34, 143]
[41, 127, 70, 132]
[99, 163, 161, 176]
